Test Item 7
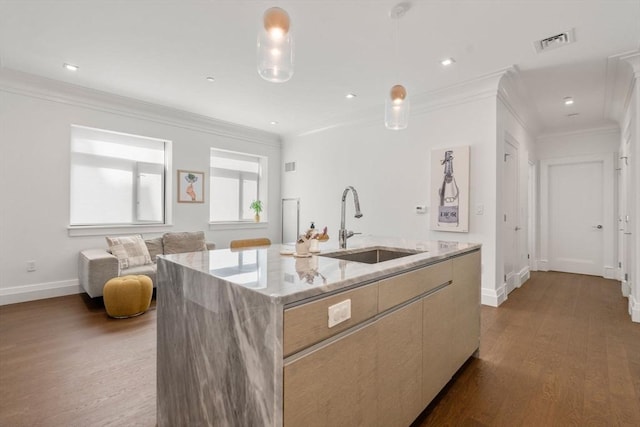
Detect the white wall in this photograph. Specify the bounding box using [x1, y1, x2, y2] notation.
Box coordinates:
[282, 85, 501, 305]
[0, 70, 281, 304]
[620, 53, 640, 322]
[536, 127, 620, 159]
[630, 77, 640, 322]
[496, 94, 537, 300]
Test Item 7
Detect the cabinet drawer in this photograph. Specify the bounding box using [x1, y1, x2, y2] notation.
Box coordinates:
[378, 260, 452, 312]
[283, 283, 378, 357]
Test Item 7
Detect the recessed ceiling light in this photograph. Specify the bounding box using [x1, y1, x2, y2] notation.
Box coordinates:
[206, 76, 215, 82]
[63, 63, 79, 71]
[440, 58, 455, 66]
[270, 121, 278, 125]
[563, 96, 574, 105]
[345, 93, 356, 99]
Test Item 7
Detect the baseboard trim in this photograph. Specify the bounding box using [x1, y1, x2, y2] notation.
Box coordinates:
[603, 266, 616, 280]
[518, 266, 530, 287]
[481, 284, 507, 307]
[537, 259, 549, 271]
[0, 279, 81, 306]
[630, 294, 640, 323]
[621, 280, 631, 297]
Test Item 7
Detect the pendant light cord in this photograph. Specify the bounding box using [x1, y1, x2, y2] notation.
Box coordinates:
[395, 17, 400, 82]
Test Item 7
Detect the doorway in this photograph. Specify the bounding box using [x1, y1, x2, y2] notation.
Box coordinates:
[539, 154, 615, 276]
[503, 137, 519, 294]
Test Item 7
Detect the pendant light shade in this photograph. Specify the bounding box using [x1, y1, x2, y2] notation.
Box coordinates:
[257, 7, 293, 83]
[385, 3, 410, 130]
[385, 84, 409, 130]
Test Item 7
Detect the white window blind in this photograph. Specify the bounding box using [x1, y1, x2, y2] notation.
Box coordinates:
[70, 125, 167, 226]
[210, 149, 267, 222]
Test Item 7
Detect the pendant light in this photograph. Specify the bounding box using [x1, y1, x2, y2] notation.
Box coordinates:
[385, 3, 410, 130]
[257, 7, 294, 83]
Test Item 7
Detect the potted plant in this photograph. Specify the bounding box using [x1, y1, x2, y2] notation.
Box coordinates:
[250, 200, 263, 222]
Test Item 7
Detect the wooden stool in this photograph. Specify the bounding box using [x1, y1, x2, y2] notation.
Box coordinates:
[103, 275, 153, 318]
[229, 238, 271, 250]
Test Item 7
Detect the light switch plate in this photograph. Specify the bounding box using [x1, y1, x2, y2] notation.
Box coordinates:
[328, 299, 351, 328]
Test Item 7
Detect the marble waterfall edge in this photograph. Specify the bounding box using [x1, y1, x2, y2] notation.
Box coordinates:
[157, 257, 282, 427]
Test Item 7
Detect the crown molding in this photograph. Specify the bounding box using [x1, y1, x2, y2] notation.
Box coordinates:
[0, 67, 281, 147]
[411, 67, 510, 115]
[604, 49, 640, 125]
[290, 67, 512, 138]
[619, 50, 640, 75]
[496, 66, 540, 135]
[535, 124, 619, 143]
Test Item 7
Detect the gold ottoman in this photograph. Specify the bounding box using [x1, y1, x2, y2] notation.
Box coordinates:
[103, 275, 153, 318]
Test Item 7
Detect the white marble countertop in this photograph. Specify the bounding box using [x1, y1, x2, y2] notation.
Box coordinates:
[160, 235, 481, 305]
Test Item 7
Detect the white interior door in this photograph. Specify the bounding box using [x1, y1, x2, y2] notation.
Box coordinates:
[547, 160, 604, 275]
[620, 139, 632, 295]
[528, 161, 537, 272]
[503, 141, 519, 293]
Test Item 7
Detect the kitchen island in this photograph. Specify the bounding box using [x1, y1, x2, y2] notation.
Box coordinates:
[157, 237, 481, 427]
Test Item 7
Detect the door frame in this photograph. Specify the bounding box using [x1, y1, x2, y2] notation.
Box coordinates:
[503, 136, 519, 294]
[528, 160, 537, 272]
[539, 153, 615, 277]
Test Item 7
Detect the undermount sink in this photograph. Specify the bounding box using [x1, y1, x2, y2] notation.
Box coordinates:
[319, 247, 423, 264]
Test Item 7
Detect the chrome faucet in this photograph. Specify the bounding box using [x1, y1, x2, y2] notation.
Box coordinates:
[339, 186, 363, 249]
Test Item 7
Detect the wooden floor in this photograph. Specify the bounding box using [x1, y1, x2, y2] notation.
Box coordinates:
[0, 295, 157, 426]
[415, 271, 640, 427]
[1, 271, 638, 427]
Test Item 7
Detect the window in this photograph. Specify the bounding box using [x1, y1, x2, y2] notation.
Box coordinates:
[70, 125, 168, 226]
[210, 149, 267, 222]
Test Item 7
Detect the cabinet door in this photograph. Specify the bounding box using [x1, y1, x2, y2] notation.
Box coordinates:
[284, 323, 377, 427]
[377, 300, 423, 427]
[422, 284, 455, 406]
[450, 251, 481, 370]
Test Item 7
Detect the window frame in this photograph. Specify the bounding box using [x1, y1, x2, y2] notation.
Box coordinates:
[209, 148, 267, 225]
[68, 125, 173, 236]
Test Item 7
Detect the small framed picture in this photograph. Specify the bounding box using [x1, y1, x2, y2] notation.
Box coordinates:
[177, 170, 205, 203]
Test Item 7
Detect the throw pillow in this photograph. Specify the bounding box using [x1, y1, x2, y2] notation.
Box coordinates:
[106, 235, 153, 270]
[145, 237, 164, 262]
[162, 231, 208, 255]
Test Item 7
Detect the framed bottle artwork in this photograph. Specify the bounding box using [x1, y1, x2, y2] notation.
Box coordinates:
[430, 146, 470, 232]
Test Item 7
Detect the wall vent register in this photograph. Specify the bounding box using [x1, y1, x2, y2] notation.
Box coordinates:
[534, 29, 575, 53]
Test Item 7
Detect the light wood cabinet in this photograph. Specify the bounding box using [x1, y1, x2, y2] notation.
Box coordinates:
[450, 251, 481, 370]
[283, 250, 480, 427]
[378, 259, 452, 312]
[283, 323, 378, 427]
[422, 284, 455, 406]
[283, 283, 378, 357]
[377, 300, 424, 427]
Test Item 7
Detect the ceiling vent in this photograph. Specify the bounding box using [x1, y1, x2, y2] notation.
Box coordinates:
[534, 29, 575, 53]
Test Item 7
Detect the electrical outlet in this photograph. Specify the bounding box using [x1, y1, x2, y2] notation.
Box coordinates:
[27, 260, 36, 272]
[328, 299, 351, 328]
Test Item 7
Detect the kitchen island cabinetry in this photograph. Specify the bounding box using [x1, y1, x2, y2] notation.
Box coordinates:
[282, 251, 479, 426]
[157, 237, 480, 427]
